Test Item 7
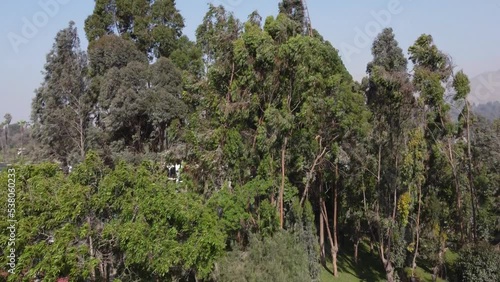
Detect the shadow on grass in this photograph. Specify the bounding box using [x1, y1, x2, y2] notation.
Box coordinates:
[322, 239, 386, 281]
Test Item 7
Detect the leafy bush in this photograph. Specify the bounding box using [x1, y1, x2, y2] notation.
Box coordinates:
[214, 231, 315, 282]
[453, 243, 500, 282]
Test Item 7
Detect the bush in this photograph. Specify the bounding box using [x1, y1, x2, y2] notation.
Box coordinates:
[214, 231, 315, 282]
[453, 243, 500, 282]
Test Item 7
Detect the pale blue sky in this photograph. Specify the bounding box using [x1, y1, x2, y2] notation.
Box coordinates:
[1, 0, 499, 122]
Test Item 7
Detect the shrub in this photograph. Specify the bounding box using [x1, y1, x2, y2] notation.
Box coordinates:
[453, 243, 500, 282]
[215, 231, 315, 282]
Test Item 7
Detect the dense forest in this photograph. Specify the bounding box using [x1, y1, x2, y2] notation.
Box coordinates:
[1, 1, 499, 281]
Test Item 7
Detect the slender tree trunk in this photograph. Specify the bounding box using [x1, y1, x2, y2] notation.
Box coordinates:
[412, 184, 422, 276]
[87, 217, 96, 281]
[101, 257, 108, 282]
[227, 62, 235, 103]
[379, 241, 395, 282]
[465, 102, 477, 242]
[322, 202, 337, 277]
[319, 184, 325, 266]
[384, 259, 395, 282]
[280, 137, 288, 229]
[300, 144, 327, 206]
[20, 126, 24, 163]
[0, 129, 5, 162]
[136, 122, 142, 153]
[447, 139, 464, 243]
[98, 255, 104, 281]
[433, 242, 446, 280]
[270, 155, 275, 206]
[332, 164, 339, 277]
[354, 237, 360, 264]
[359, 183, 367, 261]
[79, 116, 86, 159]
[4, 125, 9, 162]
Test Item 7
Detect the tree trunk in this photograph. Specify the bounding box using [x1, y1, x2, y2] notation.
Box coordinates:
[465, 102, 477, 242]
[333, 164, 339, 277]
[412, 184, 422, 276]
[433, 243, 446, 280]
[319, 184, 325, 266]
[4, 125, 9, 162]
[280, 137, 288, 229]
[79, 116, 86, 159]
[385, 262, 395, 282]
[18, 125, 24, 162]
[136, 122, 142, 153]
[354, 238, 359, 264]
[380, 243, 395, 282]
[447, 138, 464, 243]
[300, 144, 327, 206]
[227, 62, 235, 103]
[159, 123, 166, 152]
[87, 217, 96, 281]
[322, 202, 337, 277]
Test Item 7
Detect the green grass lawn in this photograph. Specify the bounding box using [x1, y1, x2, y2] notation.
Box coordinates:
[320, 240, 386, 282]
[320, 240, 453, 282]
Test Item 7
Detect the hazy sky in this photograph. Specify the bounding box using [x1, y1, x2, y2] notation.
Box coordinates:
[1, 0, 499, 122]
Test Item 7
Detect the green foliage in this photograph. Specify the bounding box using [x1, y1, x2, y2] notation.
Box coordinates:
[453, 70, 471, 101]
[453, 244, 500, 282]
[88, 34, 147, 77]
[367, 28, 407, 74]
[99, 57, 187, 153]
[397, 192, 411, 227]
[278, 0, 307, 35]
[0, 156, 227, 281]
[31, 22, 91, 166]
[85, 0, 184, 59]
[18, 2, 500, 281]
[215, 231, 314, 282]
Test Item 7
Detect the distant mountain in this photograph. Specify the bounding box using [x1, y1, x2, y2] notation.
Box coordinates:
[472, 101, 500, 121]
[469, 70, 500, 105]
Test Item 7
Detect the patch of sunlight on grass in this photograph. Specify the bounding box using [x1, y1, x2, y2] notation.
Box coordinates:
[320, 240, 452, 282]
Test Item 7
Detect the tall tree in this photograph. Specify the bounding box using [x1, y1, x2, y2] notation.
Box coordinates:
[31, 22, 91, 166]
[99, 57, 186, 153]
[196, 3, 241, 90]
[85, 0, 185, 59]
[365, 28, 414, 282]
[278, 0, 308, 34]
[453, 70, 478, 241]
[17, 120, 27, 161]
[408, 34, 462, 245]
[1, 113, 12, 161]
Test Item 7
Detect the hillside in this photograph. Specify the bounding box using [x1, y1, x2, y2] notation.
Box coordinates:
[473, 101, 500, 120]
[469, 69, 500, 104]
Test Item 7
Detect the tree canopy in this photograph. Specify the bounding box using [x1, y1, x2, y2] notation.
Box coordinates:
[1, 2, 498, 282]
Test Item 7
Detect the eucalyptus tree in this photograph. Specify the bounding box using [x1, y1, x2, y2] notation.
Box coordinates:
[408, 35, 467, 280]
[85, 0, 185, 59]
[408, 34, 462, 247]
[365, 28, 415, 282]
[2, 113, 12, 160]
[99, 57, 186, 154]
[453, 70, 478, 241]
[278, 0, 308, 34]
[31, 22, 91, 166]
[192, 5, 369, 276]
[470, 117, 500, 242]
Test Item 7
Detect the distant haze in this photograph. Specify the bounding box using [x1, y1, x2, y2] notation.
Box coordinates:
[469, 70, 500, 105]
